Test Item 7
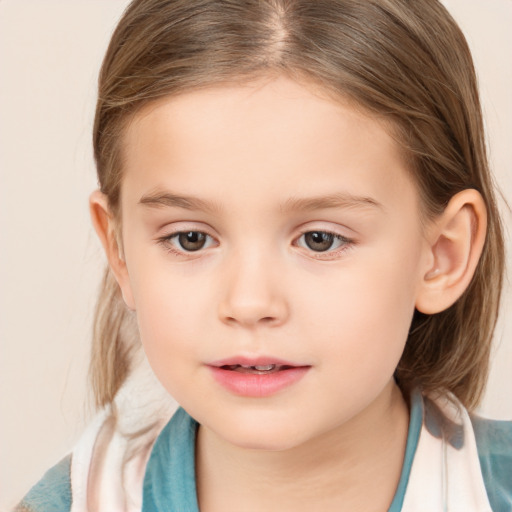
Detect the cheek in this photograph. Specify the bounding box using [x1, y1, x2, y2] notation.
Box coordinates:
[303, 240, 422, 372]
[135, 277, 203, 344]
[134, 286, 203, 399]
[125, 253, 212, 378]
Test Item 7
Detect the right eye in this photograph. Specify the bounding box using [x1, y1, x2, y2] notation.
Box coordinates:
[159, 231, 216, 254]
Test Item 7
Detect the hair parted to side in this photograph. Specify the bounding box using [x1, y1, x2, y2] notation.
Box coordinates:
[91, 0, 505, 411]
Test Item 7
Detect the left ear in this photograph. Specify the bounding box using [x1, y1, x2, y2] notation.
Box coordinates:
[415, 189, 487, 314]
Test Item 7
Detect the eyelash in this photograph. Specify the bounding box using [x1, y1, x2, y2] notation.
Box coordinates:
[156, 229, 355, 260]
[296, 229, 354, 260]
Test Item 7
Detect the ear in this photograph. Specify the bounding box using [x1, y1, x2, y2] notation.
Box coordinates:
[415, 189, 487, 314]
[89, 190, 136, 310]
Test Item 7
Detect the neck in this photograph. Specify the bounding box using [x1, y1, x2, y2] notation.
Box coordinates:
[196, 381, 409, 512]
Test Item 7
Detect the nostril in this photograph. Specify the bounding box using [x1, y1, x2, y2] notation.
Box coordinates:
[217, 285, 289, 327]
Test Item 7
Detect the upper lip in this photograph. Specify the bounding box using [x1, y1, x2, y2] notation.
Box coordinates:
[208, 356, 308, 368]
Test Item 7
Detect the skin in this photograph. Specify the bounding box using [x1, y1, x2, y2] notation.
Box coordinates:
[90, 75, 488, 511]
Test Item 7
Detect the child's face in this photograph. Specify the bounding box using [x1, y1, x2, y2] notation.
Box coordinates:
[117, 75, 429, 450]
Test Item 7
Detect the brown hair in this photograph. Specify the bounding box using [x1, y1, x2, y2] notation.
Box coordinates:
[91, 0, 505, 411]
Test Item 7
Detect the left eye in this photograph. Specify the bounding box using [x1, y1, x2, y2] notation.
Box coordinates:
[296, 231, 350, 252]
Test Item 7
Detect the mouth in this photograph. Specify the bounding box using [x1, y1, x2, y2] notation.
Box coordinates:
[208, 357, 311, 397]
[219, 363, 298, 374]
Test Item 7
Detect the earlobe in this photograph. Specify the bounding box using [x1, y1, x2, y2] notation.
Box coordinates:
[89, 190, 136, 310]
[415, 189, 487, 315]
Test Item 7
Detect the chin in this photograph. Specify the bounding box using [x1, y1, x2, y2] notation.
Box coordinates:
[214, 417, 314, 452]
[227, 432, 303, 452]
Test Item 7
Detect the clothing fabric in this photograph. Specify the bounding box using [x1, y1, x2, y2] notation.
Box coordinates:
[15, 363, 512, 511]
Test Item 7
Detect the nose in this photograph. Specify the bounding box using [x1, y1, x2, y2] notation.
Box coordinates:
[217, 249, 289, 328]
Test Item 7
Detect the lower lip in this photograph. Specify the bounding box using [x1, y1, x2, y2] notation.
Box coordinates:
[208, 366, 310, 397]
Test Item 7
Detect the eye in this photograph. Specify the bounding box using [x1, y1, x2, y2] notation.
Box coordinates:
[296, 230, 352, 253]
[159, 230, 216, 253]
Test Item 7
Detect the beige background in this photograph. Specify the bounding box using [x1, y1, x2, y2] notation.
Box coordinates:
[0, 0, 510, 509]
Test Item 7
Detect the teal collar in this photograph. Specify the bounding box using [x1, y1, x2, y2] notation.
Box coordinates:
[143, 407, 200, 512]
[387, 388, 423, 511]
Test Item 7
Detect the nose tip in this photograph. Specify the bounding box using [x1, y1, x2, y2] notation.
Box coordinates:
[220, 303, 285, 328]
[217, 263, 289, 328]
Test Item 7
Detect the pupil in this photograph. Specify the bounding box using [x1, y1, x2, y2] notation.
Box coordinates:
[305, 231, 333, 252]
[179, 231, 206, 251]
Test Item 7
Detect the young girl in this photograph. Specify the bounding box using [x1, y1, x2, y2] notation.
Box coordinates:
[15, 0, 511, 510]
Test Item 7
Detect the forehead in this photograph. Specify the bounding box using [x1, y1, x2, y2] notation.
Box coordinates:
[120, 75, 418, 215]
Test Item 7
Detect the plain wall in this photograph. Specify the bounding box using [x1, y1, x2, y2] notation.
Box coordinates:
[0, 0, 510, 509]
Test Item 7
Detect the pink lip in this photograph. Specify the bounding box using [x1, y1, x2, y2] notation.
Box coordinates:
[207, 356, 310, 397]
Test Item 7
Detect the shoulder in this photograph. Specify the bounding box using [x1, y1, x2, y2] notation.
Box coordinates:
[13, 455, 72, 512]
[471, 415, 512, 511]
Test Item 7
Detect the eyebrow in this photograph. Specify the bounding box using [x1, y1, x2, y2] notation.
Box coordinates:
[138, 190, 384, 214]
[139, 191, 223, 214]
[280, 192, 384, 214]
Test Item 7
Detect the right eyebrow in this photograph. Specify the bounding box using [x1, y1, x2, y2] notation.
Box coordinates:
[138, 190, 222, 215]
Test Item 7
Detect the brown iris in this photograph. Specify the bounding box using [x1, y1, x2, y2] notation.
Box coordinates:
[178, 231, 207, 251]
[304, 231, 335, 252]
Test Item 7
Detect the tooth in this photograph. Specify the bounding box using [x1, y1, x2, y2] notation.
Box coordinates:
[254, 364, 275, 371]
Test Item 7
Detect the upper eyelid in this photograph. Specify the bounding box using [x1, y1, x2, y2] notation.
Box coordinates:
[297, 227, 351, 238]
[162, 230, 217, 245]
[157, 223, 217, 241]
[159, 227, 350, 241]
[158, 219, 352, 235]
[295, 230, 353, 250]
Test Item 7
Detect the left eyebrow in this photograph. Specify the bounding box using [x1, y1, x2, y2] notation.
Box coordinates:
[280, 192, 384, 214]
